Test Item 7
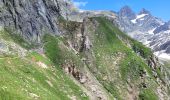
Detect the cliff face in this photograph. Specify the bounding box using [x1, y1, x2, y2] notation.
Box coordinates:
[0, 0, 117, 43]
[0, 0, 76, 42]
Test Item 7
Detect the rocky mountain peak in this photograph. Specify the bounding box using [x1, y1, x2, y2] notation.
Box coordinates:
[119, 5, 136, 20]
[139, 8, 150, 15]
[120, 5, 132, 11]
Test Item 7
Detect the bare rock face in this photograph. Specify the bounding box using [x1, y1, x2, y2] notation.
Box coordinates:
[0, 0, 75, 42]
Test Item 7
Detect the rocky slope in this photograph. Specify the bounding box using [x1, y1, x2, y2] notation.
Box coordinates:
[0, 0, 116, 43]
[0, 0, 79, 42]
[0, 0, 170, 100]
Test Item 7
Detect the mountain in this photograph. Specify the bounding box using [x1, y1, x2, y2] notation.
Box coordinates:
[118, 6, 164, 34]
[117, 6, 135, 33]
[154, 21, 170, 34]
[0, 0, 79, 42]
[117, 6, 170, 60]
[0, 1, 170, 100]
[149, 21, 170, 58]
[119, 6, 136, 20]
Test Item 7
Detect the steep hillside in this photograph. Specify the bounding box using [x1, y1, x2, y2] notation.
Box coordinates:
[1, 16, 169, 100]
[0, 28, 90, 100]
[59, 17, 169, 99]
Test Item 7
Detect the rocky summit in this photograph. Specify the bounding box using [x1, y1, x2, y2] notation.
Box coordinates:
[0, 0, 170, 100]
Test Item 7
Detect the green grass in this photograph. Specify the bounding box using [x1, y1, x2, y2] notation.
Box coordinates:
[0, 28, 35, 49]
[139, 89, 158, 100]
[102, 82, 122, 100]
[43, 34, 61, 64]
[0, 16, 162, 99]
[99, 19, 152, 59]
[0, 51, 89, 100]
[95, 17, 154, 79]
[0, 88, 24, 100]
[132, 41, 152, 59]
[80, 17, 159, 99]
[43, 34, 84, 68]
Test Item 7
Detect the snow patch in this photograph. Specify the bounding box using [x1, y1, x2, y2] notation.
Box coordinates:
[136, 14, 148, 19]
[140, 18, 144, 20]
[131, 19, 137, 24]
[144, 40, 151, 46]
[131, 14, 148, 23]
[148, 28, 156, 34]
[154, 51, 170, 60]
[164, 30, 170, 33]
[156, 19, 165, 25]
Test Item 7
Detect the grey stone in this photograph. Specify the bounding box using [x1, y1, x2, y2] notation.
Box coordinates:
[0, 0, 75, 43]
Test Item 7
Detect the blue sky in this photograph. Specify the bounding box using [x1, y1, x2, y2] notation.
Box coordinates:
[73, 0, 170, 21]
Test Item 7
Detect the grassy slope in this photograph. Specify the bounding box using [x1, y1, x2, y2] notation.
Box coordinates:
[0, 30, 89, 100]
[86, 17, 158, 99]
[47, 17, 160, 99]
[0, 16, 162, 100]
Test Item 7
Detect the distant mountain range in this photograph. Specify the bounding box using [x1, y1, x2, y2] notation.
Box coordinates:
[117, 6, 170, 60]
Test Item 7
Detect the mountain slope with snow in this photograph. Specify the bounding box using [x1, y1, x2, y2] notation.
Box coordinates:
[117, 6, 170, 61]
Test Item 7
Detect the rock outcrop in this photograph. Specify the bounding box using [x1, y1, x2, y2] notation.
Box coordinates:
[0, 0, 77, 42]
